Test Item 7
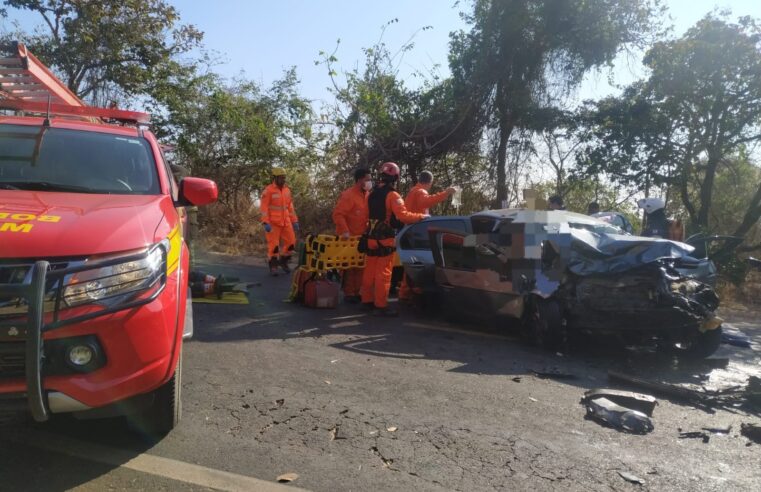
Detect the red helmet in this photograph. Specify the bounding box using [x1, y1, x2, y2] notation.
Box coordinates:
[380, 162, 400, 177]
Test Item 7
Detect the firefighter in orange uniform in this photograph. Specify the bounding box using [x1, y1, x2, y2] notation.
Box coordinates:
[361, 162, 427, 316]
[405, 170, 456, 215]
[332, 168, 372, 303]
[398, 170, 456, 301]
[260, 167, 299, 276]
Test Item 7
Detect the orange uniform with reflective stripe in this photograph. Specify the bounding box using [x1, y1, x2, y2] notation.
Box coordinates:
[260, 183, 298, 227]
[333, 184, 369, 297]
[405, 184, 449, 215]
[361, 187, 425, 308]
[332, 184, 368, 236]
[261, 183, 298, 259]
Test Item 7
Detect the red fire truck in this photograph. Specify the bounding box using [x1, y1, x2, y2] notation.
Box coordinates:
[0, 42, 217, 434]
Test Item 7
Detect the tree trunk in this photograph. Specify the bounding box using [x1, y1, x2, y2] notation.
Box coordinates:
[697, 153, 719, 230]
[495, 117, 514, 207]
[713, 181, 761, 260]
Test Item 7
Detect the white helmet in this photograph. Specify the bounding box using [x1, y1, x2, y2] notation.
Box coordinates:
[637, 197, 665, 214]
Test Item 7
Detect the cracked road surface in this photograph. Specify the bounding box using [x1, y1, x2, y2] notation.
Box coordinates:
[2, 254, 760, 491]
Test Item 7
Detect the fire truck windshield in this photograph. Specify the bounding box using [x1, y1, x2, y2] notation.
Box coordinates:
[0, 124, 160, 195]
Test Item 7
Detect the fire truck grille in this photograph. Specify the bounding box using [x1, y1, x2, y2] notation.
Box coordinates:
[0, 260, 70, 321]
[0, 342, 24, 379]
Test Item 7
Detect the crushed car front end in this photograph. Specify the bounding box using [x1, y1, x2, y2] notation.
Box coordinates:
[559, 261, 722, 347]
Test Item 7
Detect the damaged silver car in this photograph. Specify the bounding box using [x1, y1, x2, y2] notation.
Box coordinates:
[408, 209, 723, 358]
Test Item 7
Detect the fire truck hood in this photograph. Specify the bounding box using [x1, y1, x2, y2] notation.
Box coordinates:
[0, 191, 170, 258]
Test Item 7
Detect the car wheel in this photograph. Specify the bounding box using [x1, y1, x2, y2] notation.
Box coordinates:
[528, 297, 565, 351]
[672, 327, 723, 359]
[132, 348, 182, 436]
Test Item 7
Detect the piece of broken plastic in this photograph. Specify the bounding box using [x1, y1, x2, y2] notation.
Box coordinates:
[583, 388, 657, 417]
[722, 324, 752, 348]
[586, 397, 654, 434]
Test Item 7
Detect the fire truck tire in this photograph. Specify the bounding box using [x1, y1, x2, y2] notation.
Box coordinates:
[137, 348, 182, 435]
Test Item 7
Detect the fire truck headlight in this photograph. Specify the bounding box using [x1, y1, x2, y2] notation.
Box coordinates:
[67, 344, 94, 367]
[63, 242, 167, 307]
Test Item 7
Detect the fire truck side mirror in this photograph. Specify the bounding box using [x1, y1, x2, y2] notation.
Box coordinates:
[178, 177, 218, 207]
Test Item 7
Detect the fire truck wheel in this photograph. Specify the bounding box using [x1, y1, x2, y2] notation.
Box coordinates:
[137, 348, 182, 436]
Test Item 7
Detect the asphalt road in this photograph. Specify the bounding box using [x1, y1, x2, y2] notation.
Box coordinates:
[2, 253, 760, 491]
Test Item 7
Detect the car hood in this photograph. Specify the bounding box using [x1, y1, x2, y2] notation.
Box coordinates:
[0, 191, 167, 258]
[566, 229, 696, 276]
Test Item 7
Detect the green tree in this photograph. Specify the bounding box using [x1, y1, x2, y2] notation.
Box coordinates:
[3, 0, 202, 101]
[318, 31, 490, 209]
[157, 70, 316, 222]
[580, 15, 761, 254]
[320, 34, 480, 180]
[449, 0, 662, 206]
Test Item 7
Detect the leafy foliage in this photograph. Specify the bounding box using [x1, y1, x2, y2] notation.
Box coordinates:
[318, 33, 491, 213]
[580, 14, 761, 254]
[3, 0, 202, 101]
[449, 0, 663, 205]
[156, 69, 318, 226]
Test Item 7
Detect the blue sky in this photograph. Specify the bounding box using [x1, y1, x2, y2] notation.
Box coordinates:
[5, 0, 761, 105]
[172, 0, 761, 105]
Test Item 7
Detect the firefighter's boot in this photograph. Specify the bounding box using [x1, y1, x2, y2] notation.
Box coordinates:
[269, 257, 280, 276]
[279, 256, 291, 274]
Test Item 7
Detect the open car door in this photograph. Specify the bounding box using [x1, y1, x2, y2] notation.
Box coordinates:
[429, 225, 521, 319]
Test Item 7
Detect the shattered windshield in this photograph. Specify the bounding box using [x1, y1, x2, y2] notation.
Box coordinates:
[0, 124, 159, 195]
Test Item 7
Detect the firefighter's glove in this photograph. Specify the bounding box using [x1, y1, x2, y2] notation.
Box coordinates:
[292, 222, 300, 232]
[263, 223, 272, 233]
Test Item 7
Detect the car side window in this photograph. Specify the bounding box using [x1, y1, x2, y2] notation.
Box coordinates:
[471, 216, 497, 234]
[400, 219, 468, 250]
[441, 233, 476, 270]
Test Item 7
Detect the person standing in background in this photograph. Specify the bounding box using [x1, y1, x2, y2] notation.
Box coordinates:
[260, 167, 299, 276]
[361, 162, 427, 316]
[332, 168, 371, 303]
[398, 170, 456, 301]
[405, 171, 456, 215]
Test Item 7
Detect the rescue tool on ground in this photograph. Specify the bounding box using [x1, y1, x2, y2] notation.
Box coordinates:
[0, 42, 218, 434]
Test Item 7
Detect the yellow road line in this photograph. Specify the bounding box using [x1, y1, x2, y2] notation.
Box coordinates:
[403, 321, 515, 341]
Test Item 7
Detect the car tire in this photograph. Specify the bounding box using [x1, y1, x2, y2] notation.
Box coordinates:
[673, 327, 723, 359]
[132, 348, 182, 436]
[528, 297, 565, 351]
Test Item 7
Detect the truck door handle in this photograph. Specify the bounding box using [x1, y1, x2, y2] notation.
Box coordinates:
[440, 283, 455, 289]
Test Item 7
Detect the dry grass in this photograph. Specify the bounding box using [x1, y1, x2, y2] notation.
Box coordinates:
[717, 271, 761, 321]
[195, 197, 335, 257]
[195, 203, 267, 256]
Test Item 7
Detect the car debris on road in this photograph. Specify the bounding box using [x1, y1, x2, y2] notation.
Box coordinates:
[741, 423, 761, 445]
[584, 396, 654, 434]
[608, 371, 761, 413]
[618, 471, 645, 485]
[582, 388, 657, 417]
